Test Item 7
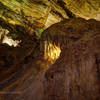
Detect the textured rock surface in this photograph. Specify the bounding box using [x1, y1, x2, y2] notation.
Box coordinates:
[0, 17, 52, 100]
[0, 0, 50, 26]
[52, 0, 100, 20]
[0, 0, 100, 100]
[43, 18, 100, 100]
[0, 0, 100, 30]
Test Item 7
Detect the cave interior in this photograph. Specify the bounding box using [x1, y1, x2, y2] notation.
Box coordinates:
[0, 0, 100, 100]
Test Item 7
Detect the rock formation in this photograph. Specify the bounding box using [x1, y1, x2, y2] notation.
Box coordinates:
[0, 0, 100, 100]
[43, 18, 100, 100]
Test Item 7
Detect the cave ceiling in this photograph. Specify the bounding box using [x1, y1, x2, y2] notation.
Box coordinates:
[0, 0, 100, 29]
[0, 0, 100, 45]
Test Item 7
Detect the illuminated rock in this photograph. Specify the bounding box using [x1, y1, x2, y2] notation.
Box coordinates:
[44, 41, 61, 63]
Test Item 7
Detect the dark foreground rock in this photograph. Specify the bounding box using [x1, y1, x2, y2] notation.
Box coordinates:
[0, 17, 47, 100]
[43, 18, 100, 100]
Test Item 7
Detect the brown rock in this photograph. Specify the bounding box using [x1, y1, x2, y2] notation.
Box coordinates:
[43, 18, 100, 100]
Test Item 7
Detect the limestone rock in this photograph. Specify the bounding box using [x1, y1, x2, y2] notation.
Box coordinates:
[43, 18, 100, 100]
[0, 0, 100, 30]
[50, 0, 100, 20]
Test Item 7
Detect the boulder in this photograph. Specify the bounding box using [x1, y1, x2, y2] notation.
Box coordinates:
[43, 18, 100, 100]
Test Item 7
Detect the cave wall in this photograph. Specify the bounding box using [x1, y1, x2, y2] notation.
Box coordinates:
[0, 0, 100, 100]
[42, 18, 100, 100]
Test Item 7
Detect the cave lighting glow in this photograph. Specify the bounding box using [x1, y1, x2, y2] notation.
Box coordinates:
[2, 36, 21, 47]
[44, 41, 61, 63]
